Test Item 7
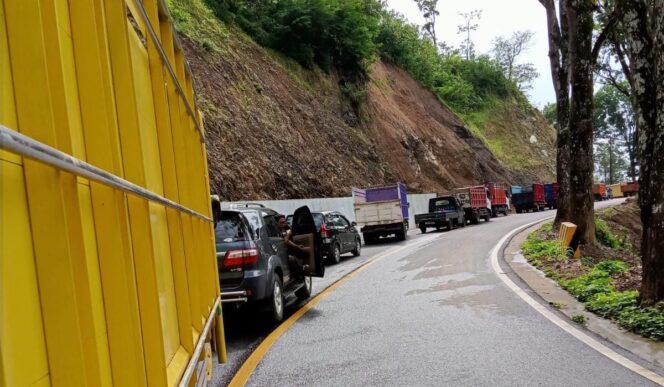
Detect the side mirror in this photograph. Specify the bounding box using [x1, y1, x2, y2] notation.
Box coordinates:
[351, 221, 357, 227]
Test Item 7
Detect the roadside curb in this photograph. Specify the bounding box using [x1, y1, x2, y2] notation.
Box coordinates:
[501, 220, 664, 372]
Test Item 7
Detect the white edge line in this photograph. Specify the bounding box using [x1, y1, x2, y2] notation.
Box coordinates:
[490, 218, 664, 386]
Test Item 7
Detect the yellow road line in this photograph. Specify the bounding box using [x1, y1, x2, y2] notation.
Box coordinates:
[228, 235, 439, 386]
[490, 219, 664, 386]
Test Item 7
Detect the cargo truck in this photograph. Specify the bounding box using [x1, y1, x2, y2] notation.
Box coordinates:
[544, 183, 559, 209]
[512, 184, 546, 213]
[447, 186, 492, 224]
[593, 183, 608, 201]
[486, 182, 509, 217]
[414, 196, 466, 233]
[353, 183, 409, 244]
[608, 183, 623, 198]
[620, 181, 640, 197]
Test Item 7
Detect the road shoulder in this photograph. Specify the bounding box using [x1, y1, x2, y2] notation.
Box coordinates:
[503, 222, 664, 370]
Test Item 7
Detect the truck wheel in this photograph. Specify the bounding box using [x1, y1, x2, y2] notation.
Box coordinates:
[484, 214, 491, 222]
[363, 233, 373, 245]
[459, 217, 466, 227]
[420, 225, 427, 234]
[397, 225, 407, 241]
[447, 220, 453, 230]
[492, 209, 498, 218]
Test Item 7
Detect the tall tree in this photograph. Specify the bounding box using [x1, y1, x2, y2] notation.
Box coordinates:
[538, 0, 571, 225]
[491, 30, 539, 91]
[593, 83, 638, 181]
[414, 0, 439, 47]
[457, 9, 482, 60]
[594, 139, 628, 184]
[618, 0, 664, 306]
[539, 0, 619, 244]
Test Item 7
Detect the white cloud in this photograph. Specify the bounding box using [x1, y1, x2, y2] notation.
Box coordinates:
[385, 0, 555, 107]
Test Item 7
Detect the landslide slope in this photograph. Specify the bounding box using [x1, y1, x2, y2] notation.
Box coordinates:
[170, 0, 556, 200]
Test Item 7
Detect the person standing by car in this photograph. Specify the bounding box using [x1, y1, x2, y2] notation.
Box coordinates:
[277, 214, 308, 277]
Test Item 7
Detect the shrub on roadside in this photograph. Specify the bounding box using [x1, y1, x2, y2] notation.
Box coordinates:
[595, 219, 621, 249]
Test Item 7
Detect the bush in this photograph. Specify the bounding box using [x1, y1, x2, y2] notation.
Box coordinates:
[560, 260, 628, 302]
[595, 219, 621, 248]
[206, 0, 382, 78]
[618, 306, 664, 341]
[522, 237, 566, 260]
[586, 290, 638, 318]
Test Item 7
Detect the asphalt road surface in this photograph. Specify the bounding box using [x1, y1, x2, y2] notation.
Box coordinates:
[216, 199, 663, 386]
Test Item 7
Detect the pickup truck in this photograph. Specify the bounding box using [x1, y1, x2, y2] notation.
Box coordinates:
[353, 183, 409, 244]
[415, 196, 466, 233]
[447, 186, 492, 224]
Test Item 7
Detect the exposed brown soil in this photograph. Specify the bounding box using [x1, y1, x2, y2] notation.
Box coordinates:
[182, 26, 556, 200]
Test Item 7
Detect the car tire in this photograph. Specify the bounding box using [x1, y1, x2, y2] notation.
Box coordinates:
[351, 239, 361, 257]
[420, 225, 427, 234]
[269, 274, 284, 323]
[447, 220, 453, 231]
[331, 243, 341, 264]
[296, 275, 312, 300]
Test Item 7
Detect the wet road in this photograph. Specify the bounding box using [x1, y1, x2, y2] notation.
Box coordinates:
[213, 224, 437, 385]
[235, 199, 661, 386]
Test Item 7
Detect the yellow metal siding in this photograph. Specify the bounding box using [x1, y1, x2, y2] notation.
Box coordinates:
[1, 0, 223, 385]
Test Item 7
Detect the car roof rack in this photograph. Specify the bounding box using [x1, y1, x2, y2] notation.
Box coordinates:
[228, 202, 266, 209]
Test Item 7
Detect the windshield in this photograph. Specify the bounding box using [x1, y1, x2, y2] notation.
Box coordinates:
[431, 198, 455, 211]
[215, 212, 249, 242]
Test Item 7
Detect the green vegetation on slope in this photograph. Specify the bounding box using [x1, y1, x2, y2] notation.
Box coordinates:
[522, 222, 664, 341]
[201, 0, 525, 116]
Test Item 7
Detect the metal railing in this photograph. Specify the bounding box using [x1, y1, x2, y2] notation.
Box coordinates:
[0, 125, 212, 222]
[132, 0, 204, 140]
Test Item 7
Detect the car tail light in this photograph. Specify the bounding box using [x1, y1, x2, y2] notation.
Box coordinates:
[223, 248, 259, 268]
[320, 223, 329, 238]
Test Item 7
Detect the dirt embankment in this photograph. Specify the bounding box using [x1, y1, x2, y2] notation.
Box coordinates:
[183, 27, 556, 200]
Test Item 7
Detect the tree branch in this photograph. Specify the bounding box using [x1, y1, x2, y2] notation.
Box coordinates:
[592, 10, 619, 61]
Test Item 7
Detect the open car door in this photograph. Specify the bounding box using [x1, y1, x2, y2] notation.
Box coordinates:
[291, 206, 325, 278]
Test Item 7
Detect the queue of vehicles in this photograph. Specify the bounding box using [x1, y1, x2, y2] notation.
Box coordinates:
[213, 178, 634, 323]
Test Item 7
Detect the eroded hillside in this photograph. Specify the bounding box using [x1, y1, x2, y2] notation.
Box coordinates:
[172, 1, 556, 200]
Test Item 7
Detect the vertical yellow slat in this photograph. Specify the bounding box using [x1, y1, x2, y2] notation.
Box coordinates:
[103, 1, 175, 385]
[4, 0, 90, 385]
[126, 16, 189, 385]
[1, 6, 51, 383]
[157, 15, 204, 334]
[141, 0, 197, 352]
[68, 0, 148, 385]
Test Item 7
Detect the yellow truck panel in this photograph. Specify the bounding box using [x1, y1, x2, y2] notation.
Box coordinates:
[0, 1, 224, 386]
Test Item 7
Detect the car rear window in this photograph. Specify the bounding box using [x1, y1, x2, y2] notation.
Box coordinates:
[215, 212, 249, 242]
[312, 213, 325, 228]
[431, 199, 455, 211]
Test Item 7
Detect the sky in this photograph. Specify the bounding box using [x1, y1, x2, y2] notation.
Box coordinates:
[385, 0, 555, 108]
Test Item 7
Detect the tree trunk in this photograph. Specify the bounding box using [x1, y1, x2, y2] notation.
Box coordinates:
[565, 0, 596, 245]
[539, 0, 571, 225]
[620, 0, 664, 305]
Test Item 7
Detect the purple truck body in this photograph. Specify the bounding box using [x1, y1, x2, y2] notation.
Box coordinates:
[354, 182, 409, 222]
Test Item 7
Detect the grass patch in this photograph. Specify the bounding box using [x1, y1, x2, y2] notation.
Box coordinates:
[550, 301, 565, 309]
[167, 0, 228, 52]
[523, 223, 664, 341]
[571, 314, 587, 325]
[595, 219, 621, 249]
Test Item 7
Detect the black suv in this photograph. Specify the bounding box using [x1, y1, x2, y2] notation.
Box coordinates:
[311, 211, 362, 264]
[213, 203, 324, 322]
